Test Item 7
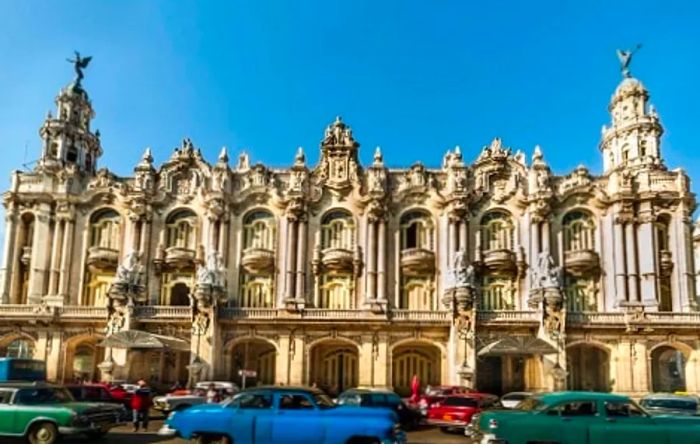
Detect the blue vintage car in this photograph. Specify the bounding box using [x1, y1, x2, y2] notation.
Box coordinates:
[160, 386, 406, 444]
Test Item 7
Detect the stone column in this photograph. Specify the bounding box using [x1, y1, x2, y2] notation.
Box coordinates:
[48, 219, 64, 296]
[625, 222, 640, 303]
[284, 219, 297, 301]
[449, 220, 457, 256]
[0, 208, 18, 303]
[366, 221, 376, 300]
[377, 220, 387, 302]
[58, 218, 75, 301]
[219, 219, 229, 264]
[542, 220, 550, 253]
[637, 214, 658, 307]
[614, 220, 627, 304]
[27, 207, 51, 304]
[531, 221, 540, 258]
[459, 221, 468, 253]
[295, 219, 307, 304]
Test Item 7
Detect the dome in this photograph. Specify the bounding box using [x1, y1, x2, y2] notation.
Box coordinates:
[613, 76, 646, 96]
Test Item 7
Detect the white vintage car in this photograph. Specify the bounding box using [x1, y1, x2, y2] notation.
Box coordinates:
[152, 381, 238, 412]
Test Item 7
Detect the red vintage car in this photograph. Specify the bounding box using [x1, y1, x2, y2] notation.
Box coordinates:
[426, 392, 500, 432]
[414, 385, 474, 416]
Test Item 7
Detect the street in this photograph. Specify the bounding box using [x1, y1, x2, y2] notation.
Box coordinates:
[5, 420, 474, 444]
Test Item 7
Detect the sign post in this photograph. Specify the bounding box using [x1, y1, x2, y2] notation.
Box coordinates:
[238, 369, 257, 390]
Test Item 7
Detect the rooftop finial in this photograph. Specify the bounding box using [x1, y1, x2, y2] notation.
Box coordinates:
[218, 146, 229, 163]
[295, 146, 306, 166]
[142, 147, 153, 163]
[66, 51, 92, 87]
[373, 146, 383, 165]
[616, 44, 642, 78]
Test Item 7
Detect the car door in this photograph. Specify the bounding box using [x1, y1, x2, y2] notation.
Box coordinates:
[229, 391, 274, 444]
[270, 393, 323, 444]
[0, 389, 17, 435]
[522, 400, 601, 444]
[588, 400, 668, 444]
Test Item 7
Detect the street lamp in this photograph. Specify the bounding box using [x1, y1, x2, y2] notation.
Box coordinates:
[456, 324, 474, 385]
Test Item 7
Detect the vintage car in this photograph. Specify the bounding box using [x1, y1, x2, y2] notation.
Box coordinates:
[0, 382, 124, 444]
[337, 388, 422, 429]
[640, 393, 699, 416]
[474, 391, 700, 444]
[160, 386, 406, 444]
[153, 381, 238, 412]
[426, 393, 499, 432]
[414, 385, 473, 416]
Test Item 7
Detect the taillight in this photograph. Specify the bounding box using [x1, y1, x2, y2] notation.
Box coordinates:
[488, 418, 499, 430]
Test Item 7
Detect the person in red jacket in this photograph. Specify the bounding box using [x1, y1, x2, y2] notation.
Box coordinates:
[130, 379, 152, 432]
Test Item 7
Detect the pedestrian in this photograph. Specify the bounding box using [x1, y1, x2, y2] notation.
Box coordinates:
[130, 379, 152, 432]
[206, 383, 219, 404]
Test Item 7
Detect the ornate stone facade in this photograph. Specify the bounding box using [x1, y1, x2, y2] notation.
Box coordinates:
[1, 62, 699, 397]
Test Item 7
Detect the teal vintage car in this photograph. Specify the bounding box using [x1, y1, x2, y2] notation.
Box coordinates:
[474, 391, 700, 444]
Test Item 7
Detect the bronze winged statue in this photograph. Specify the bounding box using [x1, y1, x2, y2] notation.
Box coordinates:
[616, 44, 642, 78]
[67, 51, 92, 86]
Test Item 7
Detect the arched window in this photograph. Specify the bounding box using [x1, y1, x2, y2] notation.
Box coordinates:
[563, 211, 595, 252]
[90, 209, 121, 250]
[243, 211, 276, 251]
[166, 210, 198, 250]
[652, 346, 687, 393]
[239, 275, 273, 308]
[400, 277, 433, 310]
[161, 272, 193, 306]
[321, 210, 355, 250]
[655, 216, 670, 252]
[481, 211, 513, 252]
[622, 144, 630, 162]
[84, 272, 113, 306]
[400, 211, 434, 250]
[565, 276, 596, 312]
[3, 338, 34, 358]
[481, 276, 514, 310]
[66, 146, 79, 163]
[319, 275, 353, 309]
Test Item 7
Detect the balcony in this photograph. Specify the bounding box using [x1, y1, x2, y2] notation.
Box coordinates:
[321, 248, 355, 272]
[164, 246, 196, 270]
[20, 246, 32, 266]
[390, 310, 450, 323]
[86, 246, 119, 271]
[400, 248, 435, 276]
[481, 249, 516, 274]
[241, 247, 275, 274]
[477, 310, 540, 325]
[133, 306, 192, 321]
[659, 250, 673, 277]
[564, 249, 600, 277]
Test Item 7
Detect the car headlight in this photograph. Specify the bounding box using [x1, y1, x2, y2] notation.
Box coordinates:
[167, 411, 176, 421]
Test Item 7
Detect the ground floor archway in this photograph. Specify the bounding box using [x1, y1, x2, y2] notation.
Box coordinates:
[229, 339, 277, 388]
[391, 342, 441, 397]
[476, 355, 542, 395]
[651, 346, 687, 393]
[0, 335, 35, 359]
[128, 350, 190, 390]
[64, 338, 104, 383]
[567, 344, 610, 392]
[309, 341, 359, 396]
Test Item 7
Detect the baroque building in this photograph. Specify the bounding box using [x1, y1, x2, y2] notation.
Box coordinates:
[0, 58, 698, 397]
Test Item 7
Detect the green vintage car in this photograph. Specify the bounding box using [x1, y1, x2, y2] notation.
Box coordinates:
[0, 382, 124, 444]
[474, 391, 700, 444]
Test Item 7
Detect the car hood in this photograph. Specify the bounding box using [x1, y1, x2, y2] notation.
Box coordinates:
[58, 402, 122, 414]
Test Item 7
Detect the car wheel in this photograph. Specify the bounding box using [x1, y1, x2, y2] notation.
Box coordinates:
[193, 435, 232, 444]
[28, 422, 59, 444]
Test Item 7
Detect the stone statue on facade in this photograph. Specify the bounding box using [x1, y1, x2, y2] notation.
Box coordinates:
[443, 249, 477, 312]
[196, 251, 226, 289]
[110, 250, 146, 303]
[617, 44, 642, 78]
[531, 251, 562, 290]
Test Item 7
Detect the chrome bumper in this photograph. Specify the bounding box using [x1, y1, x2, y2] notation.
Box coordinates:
[58, 423, 115, 435]
[426, 419, 467, 428]
[158, 424, 177, 437]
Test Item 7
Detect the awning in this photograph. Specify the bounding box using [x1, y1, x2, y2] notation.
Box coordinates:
[98, 330, 190, 352]
[478, 336, 558, 356]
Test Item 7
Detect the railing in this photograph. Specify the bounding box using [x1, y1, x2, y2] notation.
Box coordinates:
[477, 310, 540, 323]
[567, 312, 626, 324]
[0, 304, 39, 317]
[220, 307, 279, 319]
[133, 306, 192, 319]
[60, 306, 108, 318]
[302, 309, 369, 320]
[390, 310, 450, 322]
[644, 312, 700, 324]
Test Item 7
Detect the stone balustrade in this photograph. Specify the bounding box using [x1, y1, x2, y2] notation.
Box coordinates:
[59, 306, 108, 319]
[477, 310, 540, 323]
[133, 305, 192, 320]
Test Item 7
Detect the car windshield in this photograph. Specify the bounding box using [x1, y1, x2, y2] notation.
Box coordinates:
[425, 387, 450, 396]
[642, 398, 698, 411]
[337, 394, 360, 406]
[443, 397, 478, 407]
[503, 393, 529, 401]
[314, 393, 335, 409]
[16, 387, 74, 405]
[515, 397, 546, 411]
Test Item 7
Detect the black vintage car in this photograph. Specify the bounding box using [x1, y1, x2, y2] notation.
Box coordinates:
[337, 388, 423, 429]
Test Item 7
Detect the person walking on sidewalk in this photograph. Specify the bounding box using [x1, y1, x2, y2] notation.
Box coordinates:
[131, 379, 152, 432]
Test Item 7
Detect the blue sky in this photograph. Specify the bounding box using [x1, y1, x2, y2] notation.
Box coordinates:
[0, 0, 699, 249]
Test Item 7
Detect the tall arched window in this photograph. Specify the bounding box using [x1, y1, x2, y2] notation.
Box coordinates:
[15, 213, 35, 305]
[166, 210, 198, 250]
[481, 276, 515, 310]
[481, 211, 513, 252]
[563, 211, 595, 252]
[565, 276, 597, 312]
[243, 211, 276, 251]
[400, 211, 434, 251]
[2, 338, 35, 358]
[656, 215, 672, 311]
[90, 209, 121, 250]
[321, 210, 355, 250]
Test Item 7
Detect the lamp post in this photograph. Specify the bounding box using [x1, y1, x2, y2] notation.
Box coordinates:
[456, 324, 474, 387]
[549, 331, 567, 390]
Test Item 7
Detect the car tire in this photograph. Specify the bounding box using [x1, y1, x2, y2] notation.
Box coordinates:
[86, 430, 108, 440]
[28, 422, 59, 444]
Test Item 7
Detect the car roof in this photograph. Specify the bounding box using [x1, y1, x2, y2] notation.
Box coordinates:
[536, 391, 630, 404]
[340, 388, 398, 395]
[243, 386, 325, 395]
[445, 392, 495, 399]
[0, 382, 60, 389]
[642, 393, 698, 401]
[502, 391, 532, 396]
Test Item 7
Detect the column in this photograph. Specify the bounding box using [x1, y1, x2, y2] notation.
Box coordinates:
[459, 220, 468, 253]
[284, 219, 296, 301]
[366, 221, 376, 300]
[295, 219, 307, 302]
[377, 220, 387, 301]
[531, 221, 540, 258]
[47, 220, 64, 295]
[614, 221, 627, 304]
[218, 219, 229, 263]
[449, 220, 457, 256]
[27, 209, 51, 304]
[58, 218, 75, 301]
[0, 209, 18, 303]
[637, 216, 657, 306]
[625, 222, 640, 303]
[542, 220, 550, 253]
